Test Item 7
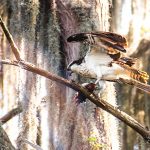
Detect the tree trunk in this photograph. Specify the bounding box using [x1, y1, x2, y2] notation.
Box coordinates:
[0, 0, 120, 150]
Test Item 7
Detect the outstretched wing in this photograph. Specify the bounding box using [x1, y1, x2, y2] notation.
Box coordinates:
[67, 32, 136, 64]
[67, 32, 127, 53]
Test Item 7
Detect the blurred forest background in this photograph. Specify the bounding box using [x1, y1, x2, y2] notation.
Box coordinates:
[0, 0, 150, 150]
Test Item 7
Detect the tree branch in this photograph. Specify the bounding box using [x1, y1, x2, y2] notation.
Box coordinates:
[1, 52, 150, 144]
[0, 106, 23, 124]
[0, 16, 22, 61]
[21, 139, 43, 150]
[0, 15, 150, 143]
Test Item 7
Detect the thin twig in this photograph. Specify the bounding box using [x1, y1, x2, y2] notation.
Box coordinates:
[1, 59, 18, 66]
[0, 15, 150, 143]
[22, 139, 43, 150]
[0, 106, 23, 124]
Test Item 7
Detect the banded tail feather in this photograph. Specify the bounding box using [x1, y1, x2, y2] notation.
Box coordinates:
[130, 70, 149, 83]
[114, 61, 149, 83]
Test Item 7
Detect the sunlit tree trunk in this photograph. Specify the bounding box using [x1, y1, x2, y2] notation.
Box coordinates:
[112, 0, 150, 149]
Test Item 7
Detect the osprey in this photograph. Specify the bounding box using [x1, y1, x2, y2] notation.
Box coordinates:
[67, 32, 150, 93]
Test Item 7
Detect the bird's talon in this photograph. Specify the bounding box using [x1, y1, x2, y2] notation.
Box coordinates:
[71, 79, 76, 83]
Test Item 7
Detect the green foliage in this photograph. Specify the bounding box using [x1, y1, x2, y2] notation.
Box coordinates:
[87, 133, 107, 150]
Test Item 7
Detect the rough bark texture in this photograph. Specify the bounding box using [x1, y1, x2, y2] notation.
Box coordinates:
[1, 0, 119, 150]
[0, 125, 16, 150]
[57, 0, 119, 149]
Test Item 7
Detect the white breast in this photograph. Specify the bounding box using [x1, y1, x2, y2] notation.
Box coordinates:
[85, 50, 112, 69]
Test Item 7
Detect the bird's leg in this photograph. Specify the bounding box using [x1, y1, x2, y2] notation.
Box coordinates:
[94, 66, 103, 84]
[95, 78, 101, 84]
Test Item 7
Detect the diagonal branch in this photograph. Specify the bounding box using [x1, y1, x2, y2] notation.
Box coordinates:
[21, 139, 43, 150]
[1, 59, 150, 143]
[0, 106, 23, 124]
[0, 16, 22, 61]
[0, 15, 150, 143]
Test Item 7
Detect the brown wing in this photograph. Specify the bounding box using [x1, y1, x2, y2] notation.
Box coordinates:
[91, 31, 128, 47]
[67, 32, 128, 53]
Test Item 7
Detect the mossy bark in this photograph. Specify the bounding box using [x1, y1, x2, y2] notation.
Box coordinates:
[1, 0, 119, 150]
[0, 125, 16, 150]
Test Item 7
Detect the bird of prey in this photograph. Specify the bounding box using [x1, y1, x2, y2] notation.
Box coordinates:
[67, 31, 150, 93]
